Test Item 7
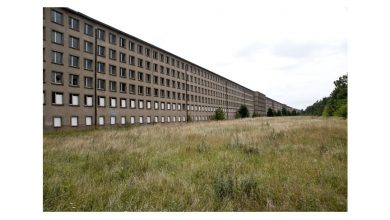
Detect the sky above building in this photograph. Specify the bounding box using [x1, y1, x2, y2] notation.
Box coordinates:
[51, 0, 347, 110]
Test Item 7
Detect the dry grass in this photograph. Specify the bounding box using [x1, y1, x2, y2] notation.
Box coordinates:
[43, 116, 347, 211]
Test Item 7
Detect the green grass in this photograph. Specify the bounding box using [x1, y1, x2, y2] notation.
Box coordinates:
[43, 116, 347, 211]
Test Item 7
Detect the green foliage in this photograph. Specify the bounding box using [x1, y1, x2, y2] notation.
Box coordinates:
[212, 108, 225, 120]
[187, 115, 192, 122]
[252, 112, 260, 118]
[275, 110, 282, 116]
[235, 111, 241, 119]
[267, 108, 274, 117]
[305, 74, 348, 118]
[238, 105, 250, 118]
[281, 107, 287, 116]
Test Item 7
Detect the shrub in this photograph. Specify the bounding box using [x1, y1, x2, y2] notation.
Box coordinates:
[235, 111, 241, 119]
[267, 108, 274, 117]
[238, 105, 250, 118]
[212, 108, 225, 120]
[334, 103, 347, 118]
[252, 112, 260, 118]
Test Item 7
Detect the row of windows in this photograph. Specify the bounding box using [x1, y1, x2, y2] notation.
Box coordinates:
[47, 9, 252, 92]
[52, 115, 214, 128]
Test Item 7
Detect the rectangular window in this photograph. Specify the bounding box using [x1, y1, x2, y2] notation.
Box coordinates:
[109, 65, 117, 75]
[97, 79, 105, 90]
[154, 88, 159, 97]
[69, 94, 79, 106]
[161, 116, 165, 123]
[97, 29, 105, 41]
[69, 55, 79, 68]
[146, 87, 151, 96]
[98, 96, 105, 107]
[51, 71, 63, 84]
[129, 84, 135, 94]
[120, 98, 126, 108]
[120, 37, 126, 48]
[69, 74, 79, 86]
[129, 56, 135, 65]
[51, 10, 63, 24]
[53, 117, 62, 128]
[52, 92, 63, 105]
[139, 116, 143, 124]
[129, 70, 135, 79]
[154, 101, 159, 110]
[129, 41, 135, 51]
[130, 116, 135, 124]
[146, 61, 151, 70]
[69, 36, 80, 49]
[71, 116, 78, 127]
[167, 116, 171, 123]
[84, 59, 93, 70]
[138, 86, 144, 95]
[109, 49, 116, 60]
[84, 77, 93, 88]
[109, 33, 116, 44]
[99, 116, 104, 125]
[145, 48, 150, 57]
[109, 81, 117, 92]
[154, 116, 159, 123]
[69, 17, 79, 30]
[119, 83, 126, 93]
[138, 72, 144, 81]
[85, 95, 93, 106]
[137, 58, 144, 68]
[138, 100, 144, 109]
[161, 102, 165, 110]
[178, 104, 181, 110]
[110, 97, 117, 108]
[97, 62, 105, 73]
[121, 116, 126, 125]
[51, 30, 63, 44]
[120, 67, 126, 78]
[85, 116, 92, 126]
[51, 51, 63, 64]
[147, 116, 151, 124]
[85, 23, 93, 36]
[119, 52, 126, 63]
[97, 45, 105, 57]
[154, 76, 158, 84]
[172, 103, 176, 110]
[167, 103, 171, 110]
[130, 99, 136, 108]
[137, 45, 143, 54]
[84, 41, 93, 53]
[147, 101, 151, 109]
[178, 116, 181, 122]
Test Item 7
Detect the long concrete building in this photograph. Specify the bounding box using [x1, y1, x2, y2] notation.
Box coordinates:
[43, 7, 297, 129]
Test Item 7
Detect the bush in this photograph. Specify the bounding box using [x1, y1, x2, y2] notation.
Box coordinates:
[235, 111, 241, 119]
[238, 105, 250, 118]
[334, 103, 347, 118]
[212, 108, 225, 120]
[267, 108, 274, 117]
[252, 112, 260, 118]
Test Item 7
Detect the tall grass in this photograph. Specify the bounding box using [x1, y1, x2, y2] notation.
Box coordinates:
[43, 116, 347, 211]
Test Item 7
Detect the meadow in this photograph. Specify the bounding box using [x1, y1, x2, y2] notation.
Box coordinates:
[43, 116, 347, 211]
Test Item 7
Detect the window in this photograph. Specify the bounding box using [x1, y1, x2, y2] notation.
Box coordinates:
[178, 104, 181, 110]
[69, 36, 79, 49]
[97, 79, 105, 90]
[97, 62, 105, 73]
[129, 84, 135, 94]
[129, 70, 135, 79]
[69, 55, 79, 68]
[129, 41, 135, 51]
[53, 117, 62, 128]
[85, 95, 93, 106]
[145, 48, 150, 57]
[121, 116, 126, 125]
[51, 71, 63, 84]
[109, 65, 117, 75]
[154, 101, 159, 110]
[137, 58, 143, 68]
[51, 51, 63, 64]
[98, 96, 105, 107]
[167, 103, 171, 110]
[161, 102, 165, 110]
[97, 45, 105, 57]
[120, 37, 126, 48]
[137, 45, 143, 54]
[146, 61, 151, 70]
[51, 30, 63, 44]
[69, 74, 79, 86]
[138, 86, 144, 95]
[120, 98, 126, 108]
[129, 56, 135, 65]
[109, 49, 116, 60]
[178, 116, 181, 122]
[51, 10, 63, 24]
[84, 23, 93, 36]
[160, 90, 165, 98]
[120, 67, 126, 78]
[138, 100, 144, 109]
[146, 87, 151, 96]
[130, 116, 135, 124]
[109, 81, 117, 92]
[153, 51, 158, 59]
[154, 76, 158, 84]
[147, 116, 151, 124]
[71, 116, 78, 127]
[84, 41, 93, 53]
[97, 29, 105, 41]
[154, 116, 159, 123]
[172, 116, 176, 122]
[139, 116, 143, 124]
[160, 53, 164, 62]
[160, 77, 165, 86]
[154, 64, 158, 72]
[110, 97, 117, 108]
[161, 116, 165, 123]
[172, 103, 176, 110]
[167, 116, 171, 123]
[52, 92, 63, 105]
[130, 99, 136, 108]
[85, 116, 92, 126]
[119, 52, 126, 63]
[67, 16, 79, 30]
[109, 33, 116, 44]
[99, 116, 104, 125]
[154, 88, 159, 97]
[84, 77, 93, 88]
[119, 83, 126, 93]
[138, 72, 144, 81]
[84, 59, 93, 70]
[147, 101, 151, 109]
[69, 94, 79, 106]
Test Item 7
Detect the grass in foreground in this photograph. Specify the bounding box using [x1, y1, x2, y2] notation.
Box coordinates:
[43, 116, 347, 211]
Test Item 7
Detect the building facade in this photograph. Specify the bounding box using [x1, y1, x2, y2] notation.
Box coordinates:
[43, 7, 296, 130]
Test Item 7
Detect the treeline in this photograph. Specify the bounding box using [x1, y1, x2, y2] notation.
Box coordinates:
[304, 74, 348, 118]
[266, 107, 300, 117]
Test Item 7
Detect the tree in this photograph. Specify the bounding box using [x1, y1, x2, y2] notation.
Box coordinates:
[292, 109, 297, 116]
[281, 107, 287, 116]
[267, 108, 274, 117]
[237, 105, 250, 118]
[212, 108, 225, 120]
[276, 110, 282, 116]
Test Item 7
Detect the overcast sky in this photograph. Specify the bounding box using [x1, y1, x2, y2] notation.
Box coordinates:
[49, 0, 347, 110]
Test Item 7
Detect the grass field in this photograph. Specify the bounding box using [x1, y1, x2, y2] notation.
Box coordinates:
[43, 116, 347, 211]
